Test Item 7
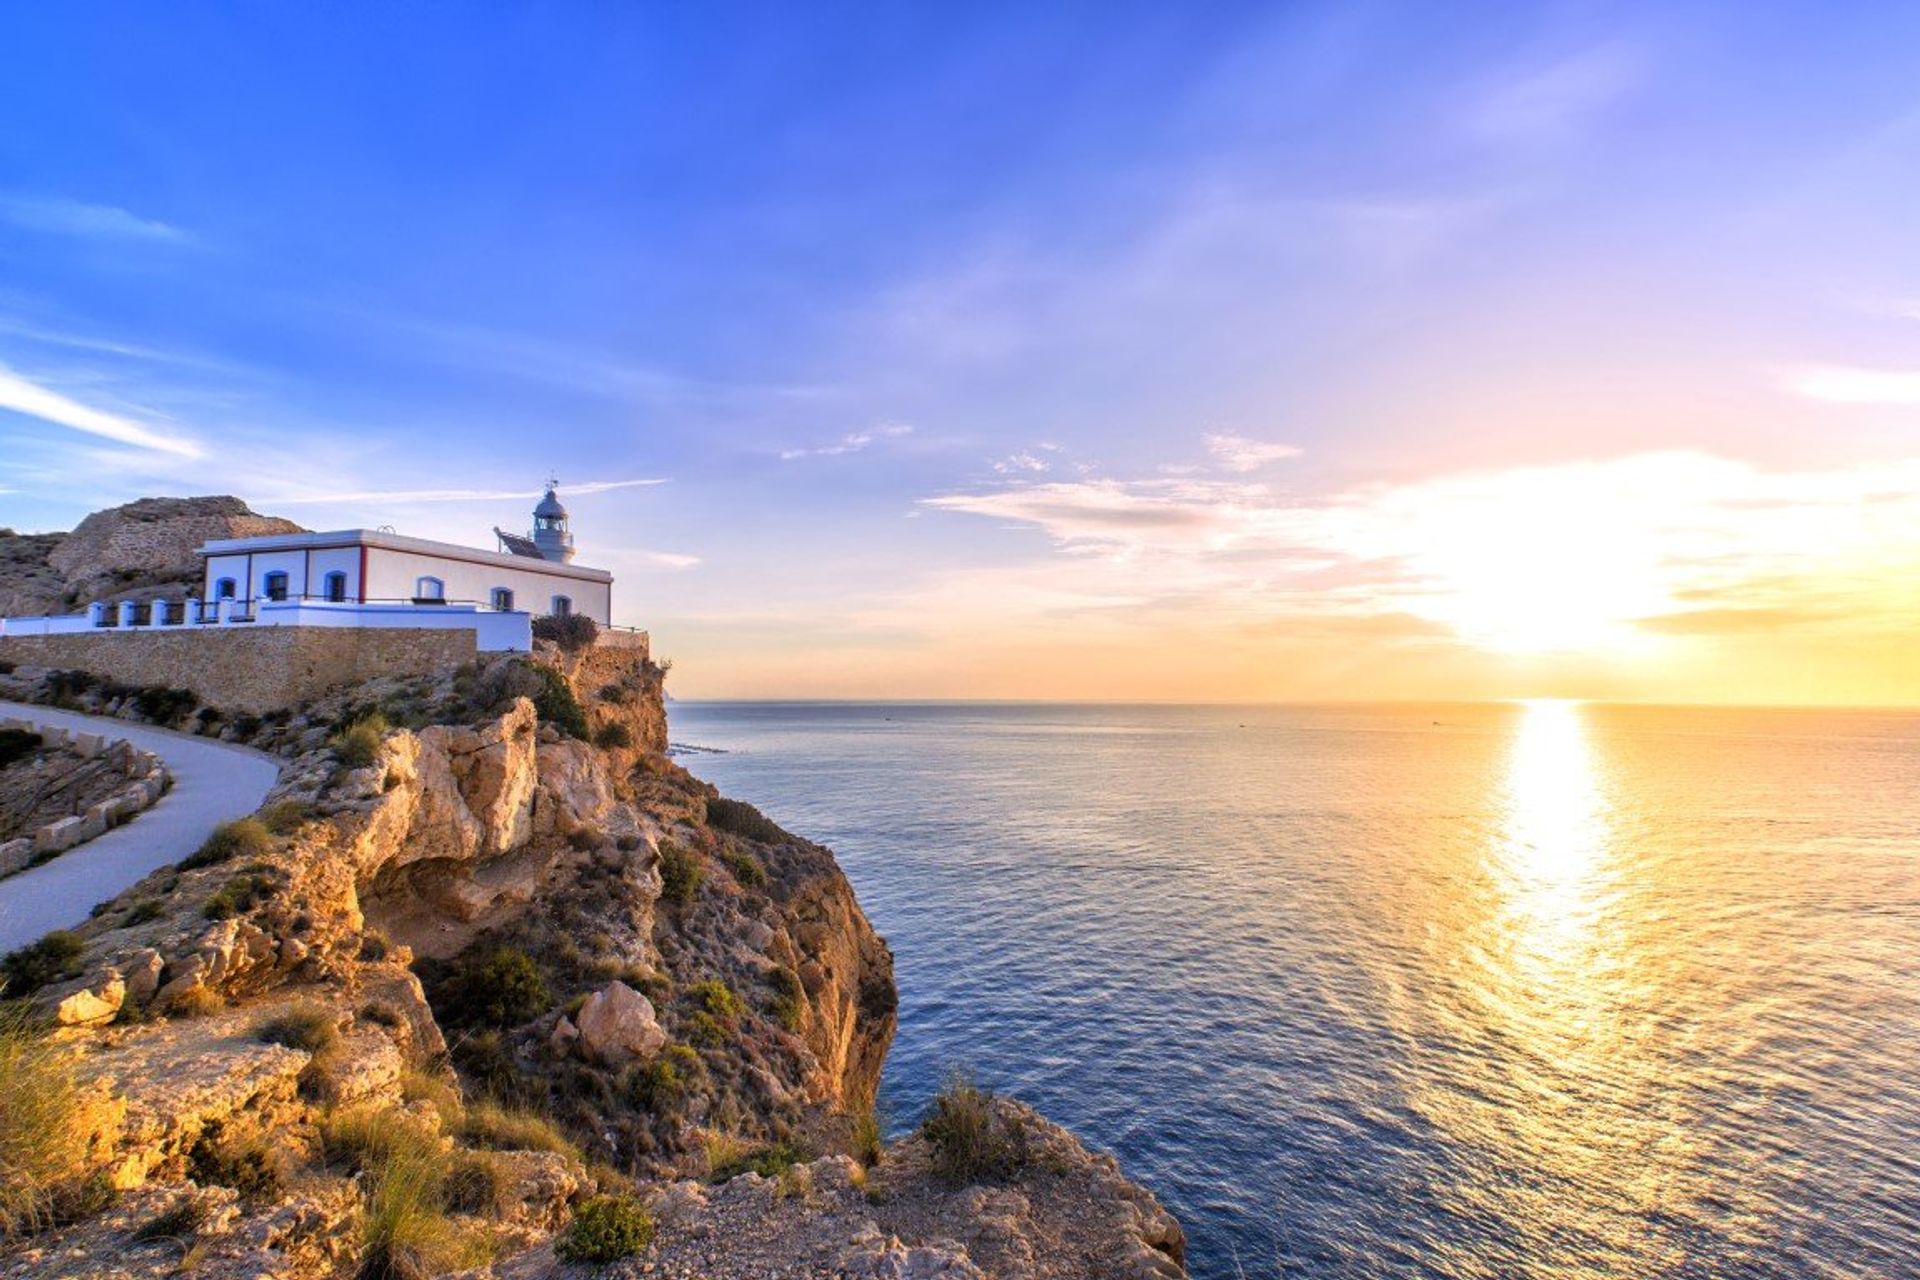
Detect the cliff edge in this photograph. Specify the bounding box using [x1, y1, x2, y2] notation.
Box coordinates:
[0, 538, 1185, 1278]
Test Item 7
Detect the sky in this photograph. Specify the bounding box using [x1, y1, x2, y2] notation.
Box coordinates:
[2, 2, 1919, 704]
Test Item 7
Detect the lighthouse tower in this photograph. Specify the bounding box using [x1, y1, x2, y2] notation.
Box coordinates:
[531, 480, 576, 563]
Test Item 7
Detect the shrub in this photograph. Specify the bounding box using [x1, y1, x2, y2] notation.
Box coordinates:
[456, 1101, 576, 1157]
[254, 1003, 340, 1056]
[532, 612, 599, 654]
[705, 796, 785, 844]
[0, 1006, 98, 1238]
[554, 1193, 653, 1263]
[259, 799, 316, 836]
[0, 729, 41, 769]
[593, 721, 634, 750]
[398, 1069, 462, 1127]
[188, 1122, 287, 1202]
[685, 1011, 727, 1048]
[709, 1139, 811, 1183]
[851, 1105, 884, 1168]
[124, 899, 164, 926]
[132, 685, 198, 725]
[629, 1044, 701, 1110]
[767, 966, 805, 1031]
[920, 1073, 1026, 1186]
[1, 930, 83, 995]
[656, 842, 701, 908]
[353, 1116, 489, 1280]
[525, 664, 589, 740]
[204, 870, 278, 920]
[688, 980, 743, 1020]
[331, 721, 385, 769]
[722, 848, 767, 890]
[444, 1151, 508, 1216]
[179, 818, 271, 871]
[436, 947, 550, 1030]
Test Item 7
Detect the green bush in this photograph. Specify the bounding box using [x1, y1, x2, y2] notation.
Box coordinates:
[1, 931, 83, 995]
[0, 1005, 98, 1238]
[526, 664, 589, 740]
[851, 1105, 884, 1168]
[255, 1004, 340, 1055]
[443, 1151, 508, 1216]
[709, 1139, 811, 1183]
[688, 979, 742, 1020]
[629, 1044, 701, 1109]
[531, 613, 599, 654]
[437, 947, 550, 1029]
[657, 842, 702, 908]
[767, 966, 806, 1031]
[705, 796, 786, 844]
[179, 818, 272, 871]
[124, 899, 164, 926]
[331, 721, 385, 769]
[554, 1193, 653, 1263]
[203, 871, 278, 921]
[685, 1012, 727, 1048]
[259, 799, 316, 836]
[920, 1073, 1026, 1186]
[132, 685, 198, 725]
[722, 848, 767, 890]
[593, 721, 634, 750]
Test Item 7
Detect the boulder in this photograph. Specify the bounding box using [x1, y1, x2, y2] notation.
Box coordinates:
[572, 981, 665, 1064]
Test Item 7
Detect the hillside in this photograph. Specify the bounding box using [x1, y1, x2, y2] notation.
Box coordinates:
[0, 497, 303, 617]
[0, 502, 1186, 1279]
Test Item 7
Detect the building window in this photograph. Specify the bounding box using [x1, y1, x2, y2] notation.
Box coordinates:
[550, 594, 572, 617]
[414, 576, 446, 604]
[491, 587, 515, 612]
[323, 571, 348, 603]
[263, 571, 289, 602]
[215, 577, 238, 600]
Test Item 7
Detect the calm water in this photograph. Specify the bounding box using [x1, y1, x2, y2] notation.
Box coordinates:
[669, 701, 1920, 1279]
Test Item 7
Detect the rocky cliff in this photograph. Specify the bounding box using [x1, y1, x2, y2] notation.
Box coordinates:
[0, 496, 302, 616]
[0, 524, 1186, 1277]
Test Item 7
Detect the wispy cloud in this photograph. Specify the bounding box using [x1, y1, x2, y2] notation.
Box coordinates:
[1464, 42, 1644, 146]
[1206, 432, 1301, 472]
[1783, 364, 1920, 405]
[0, 365, 201, 457]
[922, 451, 1920, 655]
[992, 451, 1050, 475]
[779, 423, 913, 461]
[0, 195, 187, 243]
[266, 477, 666, 505]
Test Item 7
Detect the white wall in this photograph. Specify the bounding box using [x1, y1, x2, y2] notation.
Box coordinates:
[363, 546, 611, 623]
[203, 547, 362, 602]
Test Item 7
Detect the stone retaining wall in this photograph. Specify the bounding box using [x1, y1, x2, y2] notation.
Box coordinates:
[0, 625, 478, 714]
[0, 719, 170, 877]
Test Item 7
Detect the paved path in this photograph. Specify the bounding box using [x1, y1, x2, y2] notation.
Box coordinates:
[0, 701, 281, 955]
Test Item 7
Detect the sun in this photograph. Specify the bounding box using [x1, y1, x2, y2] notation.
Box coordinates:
[1387, 462, 1679, 655]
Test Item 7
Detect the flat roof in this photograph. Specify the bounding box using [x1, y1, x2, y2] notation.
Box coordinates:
[196, 529, 614, 583]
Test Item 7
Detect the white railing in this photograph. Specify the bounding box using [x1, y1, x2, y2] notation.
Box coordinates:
[0, 596, 533, 652]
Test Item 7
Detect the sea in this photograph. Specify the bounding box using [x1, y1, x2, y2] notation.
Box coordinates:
[668, 700, 1920, 1280]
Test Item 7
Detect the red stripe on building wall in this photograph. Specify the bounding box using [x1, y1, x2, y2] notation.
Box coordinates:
[358, 545, 368, 603]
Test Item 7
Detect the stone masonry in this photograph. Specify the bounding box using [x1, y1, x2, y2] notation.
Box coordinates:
[0, 626, 478, 715]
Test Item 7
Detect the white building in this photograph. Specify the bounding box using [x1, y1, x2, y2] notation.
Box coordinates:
[0, 484, 620, 655]
[198, 486, 612, 625]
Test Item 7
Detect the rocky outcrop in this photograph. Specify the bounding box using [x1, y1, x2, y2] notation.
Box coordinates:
[43, 497, 303, 612]
[0, 591, 1181, 1278]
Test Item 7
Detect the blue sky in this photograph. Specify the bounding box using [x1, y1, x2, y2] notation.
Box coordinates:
[4, 3, 1920, 701]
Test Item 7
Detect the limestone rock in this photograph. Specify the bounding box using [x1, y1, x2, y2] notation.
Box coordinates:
[572, 980, 665, 1063]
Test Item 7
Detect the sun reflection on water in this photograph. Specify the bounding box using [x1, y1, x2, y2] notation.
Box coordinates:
[1498, 698, 1612, 967]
